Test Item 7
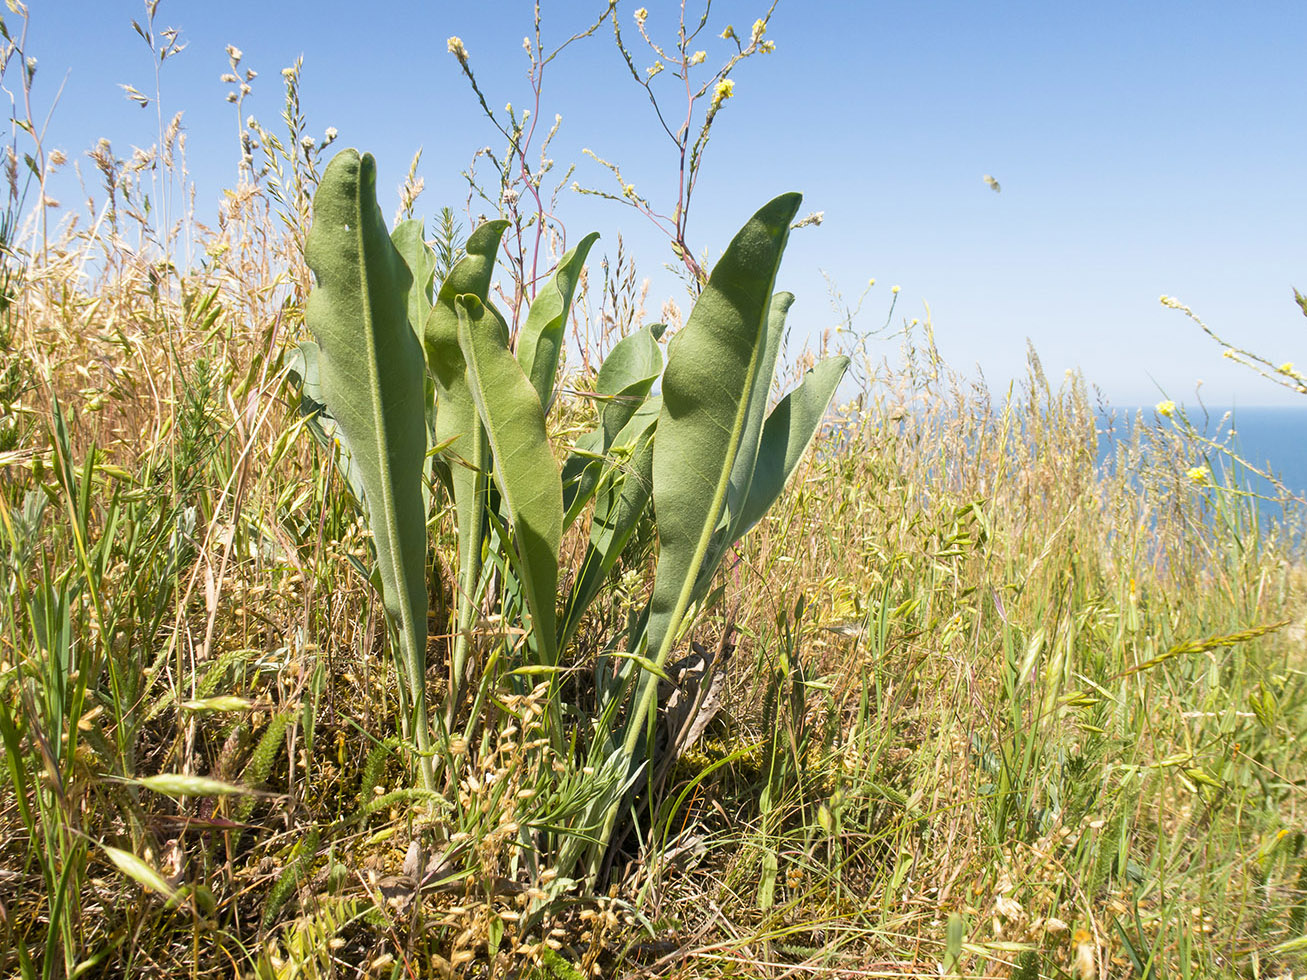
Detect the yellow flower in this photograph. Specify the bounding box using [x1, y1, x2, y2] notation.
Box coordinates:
[1187, 466, 1207, 483]
[891, 284, 900, 295]
[1155, 400, 1176, 417]
[634, 7, 648, 25]
[711, 78, 735, 108]
[688, 50, 706, 66]
[720, 24, 736, 41]
[751, 18, 767, 41]
[1278, 362, 1294, 374]
[447, 36, 469, 63]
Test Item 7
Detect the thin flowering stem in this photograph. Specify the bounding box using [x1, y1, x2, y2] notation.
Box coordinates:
[590, 0, 780, 287]
[1161, 294, 1307, 396]
[450, 4, 612, 327]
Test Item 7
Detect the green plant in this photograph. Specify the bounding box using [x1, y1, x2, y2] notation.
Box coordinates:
[295, 148, 849, 883]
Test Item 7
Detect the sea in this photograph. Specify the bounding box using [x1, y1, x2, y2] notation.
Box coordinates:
[1095, 405, 1307, 520]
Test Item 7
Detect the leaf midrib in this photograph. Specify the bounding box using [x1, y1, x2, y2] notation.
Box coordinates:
[354, 175, 414, 653]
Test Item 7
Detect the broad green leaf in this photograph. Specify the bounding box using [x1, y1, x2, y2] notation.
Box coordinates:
[726, 292, 792, 533]
[517, 231, 599, 411]
[305, 149, 431, 776]
[286, 341, 367, 505]
[102, 845, 176, 899]
[457, 294, 564, 666]
[688, 292, 793, 599]
[644, 192, 800, 672]
[390, 219, 435, 346]
[561, 324, 664, 528]
[559, 399, 659, 653]
[734, 355, 850, 538]
[424, 219, 509, 705]
[591, 193, 799, 875]
[391, 219, 439, 507]
[592, 322, 665, 446]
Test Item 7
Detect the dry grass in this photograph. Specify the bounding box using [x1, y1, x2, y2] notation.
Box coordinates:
[2, 9, 1306, 980]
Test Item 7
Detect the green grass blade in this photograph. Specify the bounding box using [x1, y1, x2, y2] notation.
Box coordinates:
[457, 294, 563, 666]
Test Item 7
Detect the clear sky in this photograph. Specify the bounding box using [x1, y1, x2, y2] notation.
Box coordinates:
[20, 0, 1307, 406]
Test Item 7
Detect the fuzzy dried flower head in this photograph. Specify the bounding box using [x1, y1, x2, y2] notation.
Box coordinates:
[226, 44, 242, 63]
[711, 77, 735, 108]
[281, 66, 295, 79]
[447, 36, 469, 63]
[47, 149, 66, 167]
[1155, 399, 1176, 417]
[1072, 928, 1096, 979]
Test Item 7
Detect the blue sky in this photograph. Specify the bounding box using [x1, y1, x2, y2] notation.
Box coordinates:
[22, 0, 1307, 406]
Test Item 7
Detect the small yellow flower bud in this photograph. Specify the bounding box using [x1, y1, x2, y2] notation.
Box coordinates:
[891, 284, 900, 294]
[1155, 400, 1176, 417]
[711, 78, 734, 107]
